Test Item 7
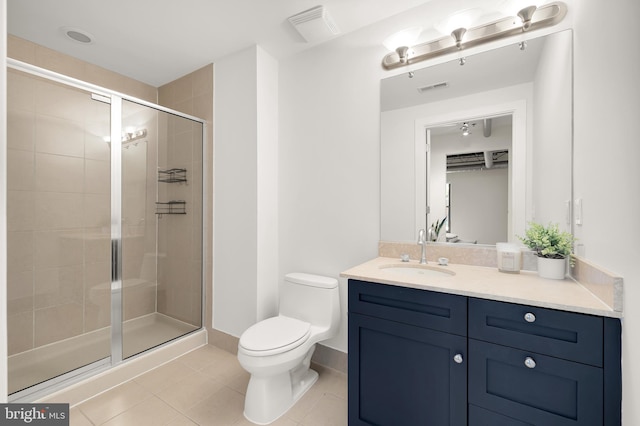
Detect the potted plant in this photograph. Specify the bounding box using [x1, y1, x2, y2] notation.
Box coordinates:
[519, 222, 575, 279]
[428, 216, 447, 242]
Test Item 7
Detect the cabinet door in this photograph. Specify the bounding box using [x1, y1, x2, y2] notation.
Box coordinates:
[349, 312, 467, 426]
[469, 339, 603, 426]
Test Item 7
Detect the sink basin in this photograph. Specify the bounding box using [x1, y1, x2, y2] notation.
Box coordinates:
[379, 264, 455, 277]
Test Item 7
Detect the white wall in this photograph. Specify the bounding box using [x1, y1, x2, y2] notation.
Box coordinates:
[572, 1, 640, 424]
[447, 168, 509, 244]
[278, 37, 382, 352]
[256, 47, 279, 321]
[1, 0, 8, 403]
[213, 46, 279, 336]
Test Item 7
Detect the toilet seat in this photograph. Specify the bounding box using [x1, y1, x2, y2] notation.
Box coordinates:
[239, 316, 311, 356]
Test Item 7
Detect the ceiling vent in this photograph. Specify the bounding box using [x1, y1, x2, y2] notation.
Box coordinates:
[61, 26, 94, 44]
[288, 6, 340, 43]
[417, 81, 449, 94]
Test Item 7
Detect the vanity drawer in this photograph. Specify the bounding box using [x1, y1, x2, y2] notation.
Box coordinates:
[469, 339, 603, 426]
[348, 279, 467, 336]
[469, 298, 603, 366]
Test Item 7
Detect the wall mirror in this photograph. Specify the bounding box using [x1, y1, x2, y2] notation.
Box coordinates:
[380, 29, 573, 246]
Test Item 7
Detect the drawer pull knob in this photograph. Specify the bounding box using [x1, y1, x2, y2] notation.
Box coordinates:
[524, 312, 536, 323]
[524, 357, 537, 369]
[453, 354, 464, 364]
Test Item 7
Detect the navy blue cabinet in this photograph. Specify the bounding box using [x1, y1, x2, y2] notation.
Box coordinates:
[348, 280, 467, 425]
[348, 279, 622, 426]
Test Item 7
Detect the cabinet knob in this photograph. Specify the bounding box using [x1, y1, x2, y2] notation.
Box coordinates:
[524, 357, 537, 369]
[524, 312, 536, 323]
[453, 354, 463, 364]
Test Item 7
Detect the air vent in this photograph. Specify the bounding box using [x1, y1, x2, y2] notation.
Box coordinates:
[288, 6, 340, 43]
[417, 82, 449, 94]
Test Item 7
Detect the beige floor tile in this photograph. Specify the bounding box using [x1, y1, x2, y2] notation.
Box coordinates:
[310, 366, 348, 400]
[71, 346, 347, 426]
[156, 371, 225, 413]
[77, 380, 152, 425]
[166, 416, 200, 426]
[177, 345, 227, 371]
[134, 359, 197, 394]
[286, 368, 346, 423]
[102, 395, 181, 426]
[299, 393, 347, 426]
[69, 407, 93, 426]
[185, 386, 245, 426]
[198, 353, 246, 387]
[232, 413, 299, 425]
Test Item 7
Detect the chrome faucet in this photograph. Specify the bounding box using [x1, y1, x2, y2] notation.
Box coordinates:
[417, 229, 428, 264]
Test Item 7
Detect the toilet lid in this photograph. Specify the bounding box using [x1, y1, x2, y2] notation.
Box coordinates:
[239, 316, 311, 353]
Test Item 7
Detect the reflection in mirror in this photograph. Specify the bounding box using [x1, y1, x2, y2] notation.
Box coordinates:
[380, 30, 572, 246]
[428, 115, 512, 245]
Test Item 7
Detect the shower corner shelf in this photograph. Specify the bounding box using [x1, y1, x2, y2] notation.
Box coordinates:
[158, 168, 187, 184]
[156, 200, 186, 216]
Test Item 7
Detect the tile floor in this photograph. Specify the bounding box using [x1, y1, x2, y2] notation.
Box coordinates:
[69, 345, 348, 426]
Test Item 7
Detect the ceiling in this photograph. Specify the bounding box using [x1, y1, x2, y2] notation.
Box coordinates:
[8, 0, 441, 87]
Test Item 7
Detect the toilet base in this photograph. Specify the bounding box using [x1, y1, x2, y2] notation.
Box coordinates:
[243, 366, 318, 425]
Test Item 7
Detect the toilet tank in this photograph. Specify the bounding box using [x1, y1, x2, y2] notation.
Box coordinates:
[279, 273, 340, 333]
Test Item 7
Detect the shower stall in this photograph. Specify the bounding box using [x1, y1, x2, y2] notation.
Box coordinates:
[6, 61, 205, 400]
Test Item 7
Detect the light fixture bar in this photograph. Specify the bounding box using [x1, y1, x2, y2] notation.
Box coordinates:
[382, 1, 567, 70]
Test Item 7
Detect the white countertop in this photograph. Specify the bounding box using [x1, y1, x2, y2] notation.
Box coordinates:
[341, 257, 621, 318]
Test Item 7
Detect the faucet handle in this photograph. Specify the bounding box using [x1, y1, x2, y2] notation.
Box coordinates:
[417, 228, 426, 244]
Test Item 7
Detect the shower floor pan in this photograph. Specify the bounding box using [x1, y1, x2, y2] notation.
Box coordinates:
[8, 313, 199, 395]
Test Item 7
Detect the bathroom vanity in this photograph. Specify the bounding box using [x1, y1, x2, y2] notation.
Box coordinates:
[342, 258, 622, 426]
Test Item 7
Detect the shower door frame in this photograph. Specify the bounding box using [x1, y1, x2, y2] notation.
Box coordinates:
[7, 58, 208, 401]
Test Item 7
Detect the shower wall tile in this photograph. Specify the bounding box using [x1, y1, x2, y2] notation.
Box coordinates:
[34, 266, 83, 309]
[83, 194, 110, 229]
[123, 284, 156, 321]
[8, 190, 36, 232]
[7, 35, 36, 67]
[35, 192, 84, 230]
[8, 149, 35, 191]
[35, 153, 85, 193]
[35, 82, 90, 122]
[9, 35, 157, 104]
[84, 232, 111, 264]
[34, 230, 84, 269]
[7, 270, 34, 316]
[8, 110, 36, 151]
[34, 45, 86, 82]
[34, 302, 84, 347]
[84, 159, 110, 194]
[193, 93, 213, 124]
[84, 125, 111, 162]
[7, 311, 34, 356]
[36, 115, 85, 157]
[7, 231, 35, 273]
[84, 261, 111, 332]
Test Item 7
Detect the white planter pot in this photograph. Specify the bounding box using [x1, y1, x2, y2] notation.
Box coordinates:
[537, 257, 567, 280]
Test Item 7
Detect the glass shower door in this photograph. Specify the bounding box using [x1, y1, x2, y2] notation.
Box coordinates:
[6, 69, 112, 394]
[120, 100, 202, 359]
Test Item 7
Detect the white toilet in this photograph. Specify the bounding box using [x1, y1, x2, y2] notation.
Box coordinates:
[237, 272, 341, 425]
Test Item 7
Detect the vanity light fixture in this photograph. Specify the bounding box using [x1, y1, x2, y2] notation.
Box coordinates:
[383, 26, 423, 64]
[382, 1, 567, 70]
